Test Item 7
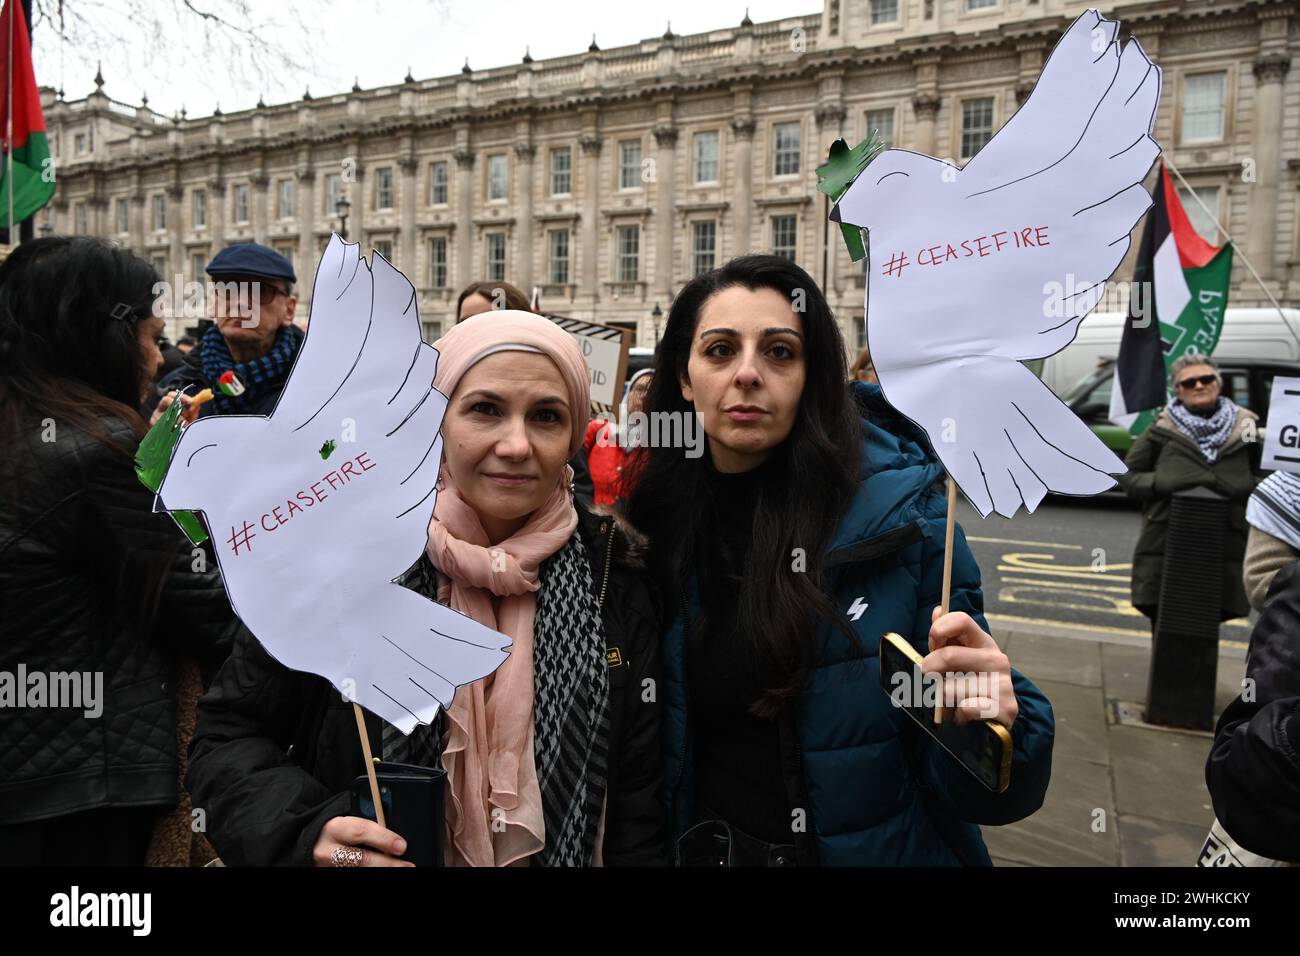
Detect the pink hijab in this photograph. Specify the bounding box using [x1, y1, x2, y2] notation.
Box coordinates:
[427, 311, 591, 866]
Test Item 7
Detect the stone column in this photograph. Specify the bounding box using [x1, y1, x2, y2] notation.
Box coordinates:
[1248, 53, 1290, 281]
[579, 133, 602, 307]
[128, 172, 145, 255]
[454, 147, 476, 288]
[399, 148, 418, 272]
[206, 176, 226, 250]
[348, 163, 366, 250]
[167, 185, 184, 280]
[296, 165, 316, 269]
[731, 117, 756, 254]
[815, 104, 847, 300]
[513, 142, 536, 293]
[911, 93, 940, 157]
[652, 125, 677, 298]
[252, 168, 269, 246]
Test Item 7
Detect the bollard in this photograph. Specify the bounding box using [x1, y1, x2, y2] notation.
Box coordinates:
[1146, 486, 1229, 730]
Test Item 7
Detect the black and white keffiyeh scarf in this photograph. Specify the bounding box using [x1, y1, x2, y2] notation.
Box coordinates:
[1166, 397, 1239, 462]
[1247, 471, 1300, 551]
[384, 533, 610, 867]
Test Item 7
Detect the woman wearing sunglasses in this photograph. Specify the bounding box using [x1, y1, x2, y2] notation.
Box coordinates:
[625, 255, 1054, 866]
[1119, 354, 1261, 634]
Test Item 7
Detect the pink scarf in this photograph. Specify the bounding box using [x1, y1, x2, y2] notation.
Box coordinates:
[426, 310, 591, 866]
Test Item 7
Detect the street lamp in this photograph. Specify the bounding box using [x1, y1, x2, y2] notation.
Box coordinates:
[651, 302, 663, 346]
[335, 196, 351, 240]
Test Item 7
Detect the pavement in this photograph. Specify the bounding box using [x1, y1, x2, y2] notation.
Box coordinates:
[979, 615, 1247, 867]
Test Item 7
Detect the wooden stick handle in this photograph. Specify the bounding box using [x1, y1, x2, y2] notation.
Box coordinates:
[935, 476, 958, 725]
[353, 702, 386, 830]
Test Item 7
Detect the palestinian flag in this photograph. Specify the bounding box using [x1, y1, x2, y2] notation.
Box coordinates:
[1108, 161, 1234, 433]
[0, 0, 54, 229]
[217, 370, 245, 397]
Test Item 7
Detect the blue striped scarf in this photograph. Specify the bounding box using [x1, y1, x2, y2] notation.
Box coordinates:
[198, 322, 303, 414]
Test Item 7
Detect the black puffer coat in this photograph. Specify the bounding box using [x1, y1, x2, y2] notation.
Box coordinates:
[186, 506, 666, 866]
[0, 414, 242, 825]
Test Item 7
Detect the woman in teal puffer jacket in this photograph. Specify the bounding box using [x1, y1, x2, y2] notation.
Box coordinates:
[626, 255, 1054, 866]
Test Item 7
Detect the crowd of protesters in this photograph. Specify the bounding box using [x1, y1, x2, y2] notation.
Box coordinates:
[0, 236, 1294, 867]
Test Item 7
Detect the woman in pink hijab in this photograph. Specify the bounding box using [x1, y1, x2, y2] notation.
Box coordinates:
[186, 312, 666, 867]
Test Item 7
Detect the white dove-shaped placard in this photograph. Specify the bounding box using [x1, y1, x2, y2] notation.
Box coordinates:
[156, 235, 511, 733]
[832, 9, 1160, 517]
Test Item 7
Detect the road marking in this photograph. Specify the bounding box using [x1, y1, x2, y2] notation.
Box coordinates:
[1000, 575, 1131, 594]
[996, 563, 1131, 583]
[968, 536, 1082, 549]
[984, 612, 1250, 651]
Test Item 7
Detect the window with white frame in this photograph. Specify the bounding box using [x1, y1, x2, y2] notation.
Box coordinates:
[691, 220, 717, 276]
[550, 147, 572, 196]
[618, 140, 642, 190]
[115, 197, 129, 234]
[616, 224, 640, 281]
[375, 167, 394, 210]
[278, 179, 295, 219]
[429, 236, 448, 287]
[191, 251, 206, 280]
[773, 122, 801, 176]
[548, 229, 570, 284]
[429, 161, 449, 205]
[324, 173, 342, 215]
[693, 131, 720, 184]
[234, 184, 250, 223]
[151, 194, 166, 231]
[966, 0, 997, 9]
[373, 239, 393, 262]
[870, 0, 899, 24]
[864, 108, 895, 148]
[74, 133, 87, 155]
[193, 189, 206, 228]
[486, 233, 507, 281]
[960, 98, 995, 159]
[1178, 186, 1221, 245]
[151, 254, 167, 276]
[75, 202, 87, 235]
[487, 154, 508, 201]
[274, 244, 294, 272]
[1181, 73, 1227, 144]
[771, 215, 798, 261]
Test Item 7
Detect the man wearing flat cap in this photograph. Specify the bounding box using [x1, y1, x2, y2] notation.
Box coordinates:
[155, 243, 303, 421]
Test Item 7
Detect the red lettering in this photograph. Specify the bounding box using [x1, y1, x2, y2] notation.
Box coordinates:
[260, 513, 278, 533]
[272, 506, 286, 525]
[992, 231, 1009, 252]
[286, 497, 304, 517]
[975, 236, 992, 257]
[960, 239, 974, 258]
[1035, 225, 1050, 246]
[1019, 227, 1035, 246]
[340, 461, 360, 481]
[944, 244, 958, 263]
[311, 481, 328, 503]
[357, 452, 376, 472]
[916, 246, 934, 266]
[323, 471, 342, 491]
[296, 490, 315, 509]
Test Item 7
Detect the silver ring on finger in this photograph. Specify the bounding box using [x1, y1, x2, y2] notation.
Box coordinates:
[331, 845, 364, 867]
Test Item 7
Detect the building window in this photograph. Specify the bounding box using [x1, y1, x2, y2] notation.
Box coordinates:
[965, 0, 997, 9]
[234, 184, 250, 224]
[373, 239, 393, 262]
[771, 215, 798, 261]
[616, 224, 640, 282]
[693, 131, 720, 184]
[1181, 73, 1226, 144]
[1178, 186, 1221, 244]
[74, 202, 87, 235]
[870, 0, 899, 24]
[487, 154, 508, 201]
[150, 194, 165, 231]
[115, 197, 129, 234]
[548, 229, 570, 284]
[429, 236, 448, 288]
[550, 148, 572, 196]
[191, 251, 206, 280]
[274, 244, 294, 272]
[486, 233, 506, 281]
[772, 122, 801, 176]
[429, 161, 448, 205]
[193, 189, 206, 228]
[618, 139, 642, 190]
[278, 180, 295, 219]
[74, 133, 87, 155]
[960, 98, 995, 160]
[865, 107, 895, 148]
[691, 220, 716, 276]
[324, 173, 342, 215]
[374, 167, 394, 210]
[151, 254, 167, 276]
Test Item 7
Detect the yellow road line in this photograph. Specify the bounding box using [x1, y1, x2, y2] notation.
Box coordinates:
[1000, 575, 1131, 594]
[984, 612, 1250, 651]
[967, 536, 1082, 549]
[996, 564, 1132, 582]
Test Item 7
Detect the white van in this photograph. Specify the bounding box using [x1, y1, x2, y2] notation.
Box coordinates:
[1040, 308, 1300, 397]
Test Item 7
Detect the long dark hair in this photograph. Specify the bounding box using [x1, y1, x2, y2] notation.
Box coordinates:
[626, 255, 861, 714]
[0, 236, 160, 459]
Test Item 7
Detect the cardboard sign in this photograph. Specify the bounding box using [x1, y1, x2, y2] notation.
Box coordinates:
[1262, 376, 1300, 473]
[547, 315, 630, 409]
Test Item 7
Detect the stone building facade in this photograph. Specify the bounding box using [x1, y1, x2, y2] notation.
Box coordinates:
[43, 0, 1298, 351]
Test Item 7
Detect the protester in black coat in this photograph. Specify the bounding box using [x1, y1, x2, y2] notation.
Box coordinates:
[0, 238, 244, 865]
[1206, 558, 1300, 863]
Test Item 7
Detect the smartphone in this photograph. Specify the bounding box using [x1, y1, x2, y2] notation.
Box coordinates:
[349, 761, 444, 867]
[878, 632, 1012, 793]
